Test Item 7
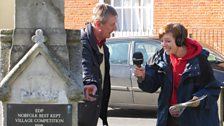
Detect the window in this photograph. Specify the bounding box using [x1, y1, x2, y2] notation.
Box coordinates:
[134, 41, 160, 64]
[206, 49, 224, 63]
[107, 42, 129, 64]
[106, 0, 153, 36]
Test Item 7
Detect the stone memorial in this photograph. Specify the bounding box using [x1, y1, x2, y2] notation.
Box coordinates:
[0, 0, 83, 126]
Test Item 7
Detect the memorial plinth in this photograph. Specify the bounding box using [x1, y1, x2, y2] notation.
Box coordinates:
[0, 0, 83, 126]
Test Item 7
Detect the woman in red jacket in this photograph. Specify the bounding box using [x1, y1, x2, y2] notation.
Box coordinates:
[134, 23, 220, 126]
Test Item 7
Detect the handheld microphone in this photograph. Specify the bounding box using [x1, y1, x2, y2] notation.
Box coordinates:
[132, 52, 144, 83]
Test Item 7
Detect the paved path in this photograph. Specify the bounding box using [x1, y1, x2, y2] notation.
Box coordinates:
[97, 108, 157, 126]
[97, 117, 156, 126]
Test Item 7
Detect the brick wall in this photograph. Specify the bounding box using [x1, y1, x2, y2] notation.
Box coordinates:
[64, 0, 98, 29]
[154, 0, 224, 31]
[153, 0, 224, 54]
[65, 0, 224, 30]
[154, 0, 224, 54]
[64, 0, 224, 54]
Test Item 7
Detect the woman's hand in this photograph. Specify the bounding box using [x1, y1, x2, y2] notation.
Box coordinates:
[189, 96, 200, 107]
[134, 67, 146, 81]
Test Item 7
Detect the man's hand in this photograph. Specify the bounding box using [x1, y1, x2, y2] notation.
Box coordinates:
[84, 84, 97, 101]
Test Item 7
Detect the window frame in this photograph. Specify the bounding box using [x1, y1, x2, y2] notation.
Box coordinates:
[109, 0, 154, 36]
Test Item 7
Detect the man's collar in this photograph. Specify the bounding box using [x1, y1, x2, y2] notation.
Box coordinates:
[96, 39, 106, 48]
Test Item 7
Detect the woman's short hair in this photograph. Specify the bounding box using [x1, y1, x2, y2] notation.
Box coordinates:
[158, 23, 188, 46]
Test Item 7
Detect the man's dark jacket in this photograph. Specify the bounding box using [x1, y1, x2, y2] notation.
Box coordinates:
[78, 23, 111, 126]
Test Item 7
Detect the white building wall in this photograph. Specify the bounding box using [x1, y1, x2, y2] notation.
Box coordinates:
[0, 0, 14, 29]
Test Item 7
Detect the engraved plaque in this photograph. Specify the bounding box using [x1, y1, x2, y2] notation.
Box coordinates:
[7, 104, 72, 126]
